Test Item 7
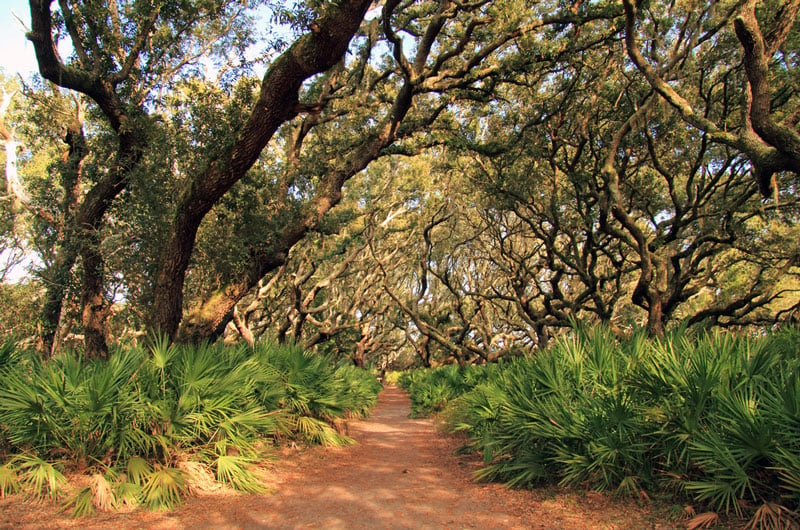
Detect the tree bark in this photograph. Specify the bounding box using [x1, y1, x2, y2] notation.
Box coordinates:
[39, 246, 78, 356]
[733, 0, 800, 195]
[231, 305, 255, 349]
[80, 232, 109, 358]
[177, 223, 309, 343]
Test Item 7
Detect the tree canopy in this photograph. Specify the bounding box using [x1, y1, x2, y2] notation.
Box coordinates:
[1, 0, 798, 364]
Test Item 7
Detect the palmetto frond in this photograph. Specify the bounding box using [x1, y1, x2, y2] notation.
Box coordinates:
[212, 453, 266, 493]
[0, 463, 20, 498]
[141, 466, 189, 511]
[13, 454, 66, 502]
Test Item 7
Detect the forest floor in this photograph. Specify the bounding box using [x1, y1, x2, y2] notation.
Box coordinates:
[1, 386, 680, 529]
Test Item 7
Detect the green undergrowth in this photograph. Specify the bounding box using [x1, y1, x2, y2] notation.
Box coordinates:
[399, 325, 800, 529]
[0, 339, 381, 515]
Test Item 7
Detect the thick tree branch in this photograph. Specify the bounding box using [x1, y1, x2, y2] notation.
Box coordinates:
[733, 0, 800, 192]
[622, 0, 798, 197]
[155, 0, 374, 339]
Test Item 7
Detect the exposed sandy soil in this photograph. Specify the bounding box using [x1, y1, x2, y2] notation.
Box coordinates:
[0, 386, 678, 529]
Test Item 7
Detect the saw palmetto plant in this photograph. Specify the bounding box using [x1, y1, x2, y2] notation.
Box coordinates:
[403, 325, 800, 528]
[0, 338, 380, 513]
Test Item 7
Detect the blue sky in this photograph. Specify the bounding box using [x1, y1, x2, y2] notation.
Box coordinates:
[0, 0, 38, 77]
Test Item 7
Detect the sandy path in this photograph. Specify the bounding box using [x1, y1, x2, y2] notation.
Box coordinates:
[1, 386, 664, 529]
[226, 385, 528, 529]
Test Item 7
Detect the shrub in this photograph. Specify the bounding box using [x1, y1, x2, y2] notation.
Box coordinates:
[0, 338, 381, 513]
[404, 324, 800, 528]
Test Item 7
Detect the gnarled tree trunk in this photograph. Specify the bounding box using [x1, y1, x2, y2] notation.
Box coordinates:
[40, 114, 86, 356]
[29, 0, 149, 357]
[151, 0, 373, 340]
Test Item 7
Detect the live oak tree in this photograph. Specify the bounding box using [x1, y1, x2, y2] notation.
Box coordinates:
[170, 0, 555, 343]
[26, 0, 372, 355]
[0, 75, 90, 351]
[26, 0, 258, 355]
[9, 0, 799, 357]
[23, 85, 87, 354]
[458, 12, 800, 338]
[149, 0, 375, 341]
[613, 0, 800, 334]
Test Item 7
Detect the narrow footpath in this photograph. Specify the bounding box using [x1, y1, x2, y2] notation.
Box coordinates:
[230, 385, 529, 529]
[1, 386, 662, 529]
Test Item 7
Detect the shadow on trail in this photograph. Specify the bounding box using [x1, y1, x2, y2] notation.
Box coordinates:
[184, 385, 525, 530]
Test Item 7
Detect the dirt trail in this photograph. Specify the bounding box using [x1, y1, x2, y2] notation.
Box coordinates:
[235, 385, 528, 529]
[1, 386, 666, 529]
